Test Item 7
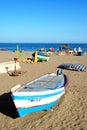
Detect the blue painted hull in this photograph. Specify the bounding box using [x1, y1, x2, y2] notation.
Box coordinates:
[13, 89, 64, 100]
[17, 100, 58, 117]
[11, 71, 69, 118]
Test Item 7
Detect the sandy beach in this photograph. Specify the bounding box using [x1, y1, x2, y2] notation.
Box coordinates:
[0, 51, 87, 130]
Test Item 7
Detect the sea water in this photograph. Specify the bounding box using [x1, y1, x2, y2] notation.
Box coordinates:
[0, 43, 87, 52]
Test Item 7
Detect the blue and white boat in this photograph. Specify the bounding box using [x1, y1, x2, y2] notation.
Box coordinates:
[11, 69, 69, 118]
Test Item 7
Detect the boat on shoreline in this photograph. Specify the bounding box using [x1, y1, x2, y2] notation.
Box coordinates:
[11, 69, 69, 117]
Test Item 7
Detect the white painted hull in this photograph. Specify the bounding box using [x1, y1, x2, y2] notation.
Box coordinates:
[12, 91, 65, 108]
[11, 71, 69, 117]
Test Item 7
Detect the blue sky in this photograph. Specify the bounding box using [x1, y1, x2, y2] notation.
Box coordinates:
[0, 0, 87, 43]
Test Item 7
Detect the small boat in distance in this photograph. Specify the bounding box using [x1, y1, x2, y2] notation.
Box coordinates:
[11, 69, 69, 118]
[32, 51, 50, 62]
[37, 51, 50, 61]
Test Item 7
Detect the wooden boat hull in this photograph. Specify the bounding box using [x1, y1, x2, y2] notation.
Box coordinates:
[37, 51, 50, 61]
[11, 72, 69, 117]
[37, 55, 50, 61]
[17, 100, 58, 117]
[58, 64, 87, 72]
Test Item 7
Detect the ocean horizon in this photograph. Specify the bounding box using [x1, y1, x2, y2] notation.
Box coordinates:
[0, 43, 87, 52]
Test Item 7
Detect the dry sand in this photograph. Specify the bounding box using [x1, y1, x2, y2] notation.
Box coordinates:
[0, 51, 87, 130]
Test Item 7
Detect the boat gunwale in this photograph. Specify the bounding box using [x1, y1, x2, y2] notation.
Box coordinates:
[11, 73, 69, 95]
